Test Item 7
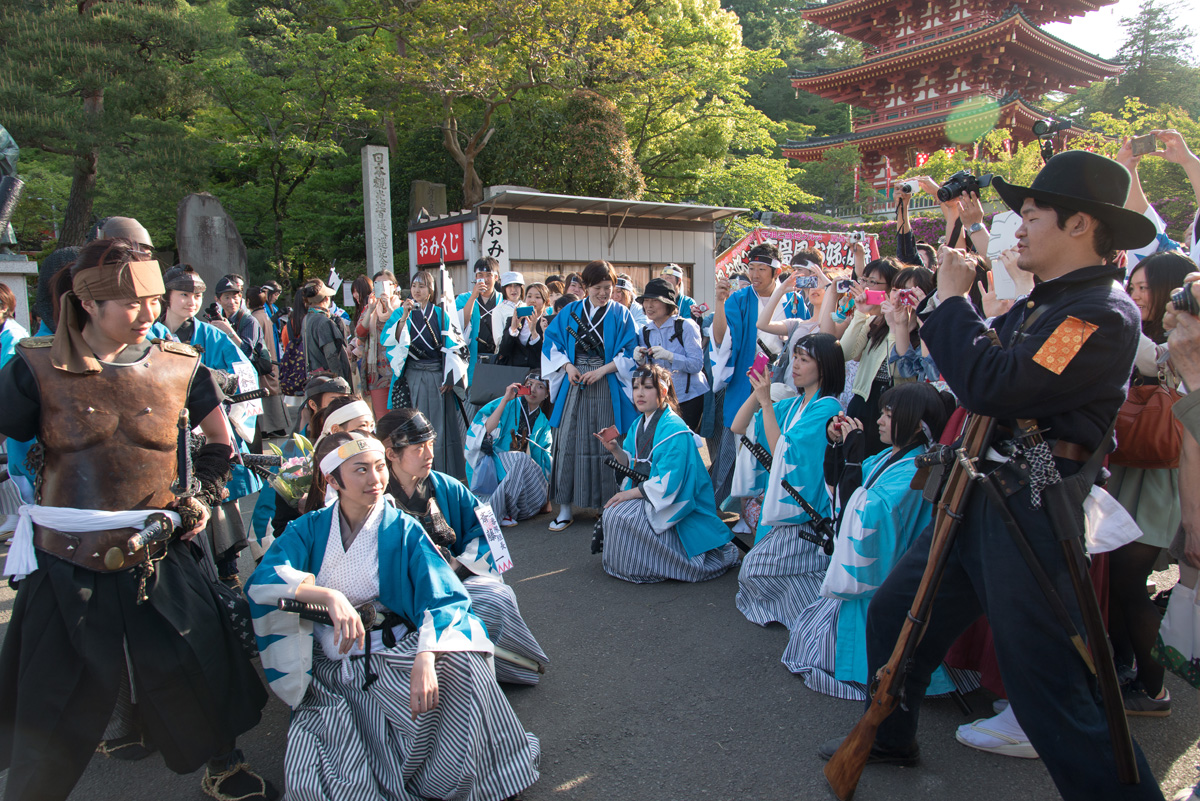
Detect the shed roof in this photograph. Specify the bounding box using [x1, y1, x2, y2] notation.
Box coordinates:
[476, 190, 748, 223]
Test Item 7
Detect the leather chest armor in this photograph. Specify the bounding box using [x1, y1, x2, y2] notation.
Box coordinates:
[18, 341, 199, 571]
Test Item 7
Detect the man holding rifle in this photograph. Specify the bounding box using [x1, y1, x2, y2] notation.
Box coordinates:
[821, 150, 1165, 800]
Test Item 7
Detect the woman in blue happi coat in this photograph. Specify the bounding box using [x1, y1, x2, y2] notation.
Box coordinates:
[161, 264, 263, 584]
[730, 333, 844, 628]
[381, 269, 469, 479]
[245, 431, 540, 801]
[783, 382, 978, 701]
[464, 372, 554, 527]
[378, 409, 549, 686]
[541, 260, 638, 531]
[595, 364, 739, 584]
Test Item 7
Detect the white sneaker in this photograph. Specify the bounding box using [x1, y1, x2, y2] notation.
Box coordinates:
[955, 705, 1038, 759]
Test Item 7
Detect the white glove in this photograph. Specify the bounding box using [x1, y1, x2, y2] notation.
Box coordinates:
[649, 345, 674, 363]
[633, 347, 648, 364]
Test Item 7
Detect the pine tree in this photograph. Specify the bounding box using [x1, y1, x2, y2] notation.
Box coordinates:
[0, 0, 215, 245]
[1104, 0, 1199, 116]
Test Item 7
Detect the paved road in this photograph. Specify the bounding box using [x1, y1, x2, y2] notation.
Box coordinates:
[0, 506, 1196, 800]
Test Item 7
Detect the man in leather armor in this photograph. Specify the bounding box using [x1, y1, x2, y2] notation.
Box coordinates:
[0, 238, 276, 801]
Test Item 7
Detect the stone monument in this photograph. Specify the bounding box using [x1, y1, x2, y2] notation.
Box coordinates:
[0, 122, 34, 332]
[362, 144, 394, 277]
[175, 192, 248, 305]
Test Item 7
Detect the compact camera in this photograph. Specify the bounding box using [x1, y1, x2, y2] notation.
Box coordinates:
[848, 231, 865, 244]
[937, 170, 994, 202]
[793, 276, 819, 289]
[1172, 282, 1199, 315]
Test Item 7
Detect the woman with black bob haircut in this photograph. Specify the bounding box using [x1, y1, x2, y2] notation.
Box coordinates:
[594, 364, 738, 583]
[841, 256, 902, 455]
[1107, 250, 1197, 716]
[730, 332, 845, 629]
[245, 429, 541, 799]
[785, 382, 978, 701]
[377, 408, 550, 685]
[541, 259, 639, 531]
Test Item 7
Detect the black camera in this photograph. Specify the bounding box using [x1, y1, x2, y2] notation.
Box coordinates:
[937, 170, 994, 202]
[1032, 118, 1072, 137]
[1172, 282, 1199, 315]
[204, 302, 225, 322]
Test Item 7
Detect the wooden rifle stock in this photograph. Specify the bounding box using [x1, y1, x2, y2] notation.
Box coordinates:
[823, 414, 995, 800]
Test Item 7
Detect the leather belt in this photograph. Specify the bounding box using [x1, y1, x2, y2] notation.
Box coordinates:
[1052, 440, 1091, 464]
[33, 524, 166, 573]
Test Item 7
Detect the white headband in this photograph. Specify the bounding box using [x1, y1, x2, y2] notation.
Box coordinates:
[748, 257, 782, 270]
[320, 400, 373, 437]
[319, 437, 386, 477]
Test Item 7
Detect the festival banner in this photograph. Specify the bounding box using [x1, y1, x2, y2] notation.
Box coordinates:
[716, 227, 881, 278]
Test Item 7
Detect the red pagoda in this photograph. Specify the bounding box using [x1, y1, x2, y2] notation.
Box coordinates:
[783, 1, 1123, 195]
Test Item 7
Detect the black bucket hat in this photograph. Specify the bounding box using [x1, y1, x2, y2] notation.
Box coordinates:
[991, 151, 1156, 251]
[636, 277, 678, 308]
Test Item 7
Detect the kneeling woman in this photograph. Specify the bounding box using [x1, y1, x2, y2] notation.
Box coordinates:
[465, 373, 554, 526]
[783, 383, 976, 700]
[246, 431, 540, 801]
[595, 365, 739, 583]
[732, 333, 844, 628]
[379, 409, 550, 686]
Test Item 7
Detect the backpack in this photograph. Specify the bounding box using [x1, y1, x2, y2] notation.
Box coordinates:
[278, 336, 307, 396]
[642, 318, 691, 393]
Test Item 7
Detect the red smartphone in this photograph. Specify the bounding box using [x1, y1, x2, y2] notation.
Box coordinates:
[864, 288, 887, 305]
[599, 426, 620, 443]
[695, 303, 710, 314]
[898, 289, 917, 307]
[750, 352, 770, 379]
[516, 385, 531, 396]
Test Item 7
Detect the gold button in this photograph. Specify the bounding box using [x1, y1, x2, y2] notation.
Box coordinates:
[104, 547, 125, 570]
[1026, 301, 1035, 308]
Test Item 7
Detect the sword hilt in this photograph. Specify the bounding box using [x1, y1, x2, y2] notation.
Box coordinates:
[226, 388, 272, 404]
[127, 512, 176, 553]
[604, 456, 648, 484]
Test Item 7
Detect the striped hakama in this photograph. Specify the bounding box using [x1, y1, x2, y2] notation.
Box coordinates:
[462, 575, 550, 685]
[735, 524, 829, 628]
[549, 354, 616, 510]
[600, 498, 740, 584]
[404, 361, 467, 480]
[485, 451, 548, 524]
[285, 633, 540, 801]
[782, 595, 982, 701]
[706, 390, 736, 504]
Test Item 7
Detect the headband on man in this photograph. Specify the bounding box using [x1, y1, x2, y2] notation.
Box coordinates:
[319, 437, 386, 478]
[386, 412, 437, 447]
[747, 256, 782, 270]
[320, 400, 374, 437]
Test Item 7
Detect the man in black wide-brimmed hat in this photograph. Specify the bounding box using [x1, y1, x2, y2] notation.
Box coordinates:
[819, 150, 1165, 800]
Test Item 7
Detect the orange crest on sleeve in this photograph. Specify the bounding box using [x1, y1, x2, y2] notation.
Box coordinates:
[1032, 316, 1099, 375]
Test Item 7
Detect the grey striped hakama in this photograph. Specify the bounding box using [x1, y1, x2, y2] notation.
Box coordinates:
[462, 575, 549, 685]
[781, 595, 981, 701]
[285, 633, 540, 801]
[485, 451, 548, 523]
[404, 361, 467, 480]
[549, 354, 616, 510]
[735, 524, 829, 628]
[600, 499, 740, 584]
[781, 595, 864, 700]
[706, 390, 736, 505]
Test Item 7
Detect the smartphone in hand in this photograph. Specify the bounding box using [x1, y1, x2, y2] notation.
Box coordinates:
[1131, 134, 1159, 157]
[836, 279, 852, 293]
[599, 426, 620, 443]
[516, 305, 534, 318]
[864, 289, 887, 305]
[750, 352, 770, 379]
[794, 276, 819, 289]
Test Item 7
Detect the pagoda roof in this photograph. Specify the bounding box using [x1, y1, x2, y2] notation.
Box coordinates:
[800, 0, 1117, 44]
[781, 93, 1083, 161]
[790, 7, 1121, 107]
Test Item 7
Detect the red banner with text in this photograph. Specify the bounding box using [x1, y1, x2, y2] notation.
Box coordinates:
[415, 223, 466, 266]
[716, 227, 881, 278]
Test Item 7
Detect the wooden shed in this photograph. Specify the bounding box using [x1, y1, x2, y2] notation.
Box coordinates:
[407, 187, 747, 306]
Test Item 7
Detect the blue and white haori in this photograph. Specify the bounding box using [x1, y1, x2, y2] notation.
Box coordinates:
[465, 398, 553, 523]
[540, 298, 639, 431]
[245, 499, 494, 710]
[601, 408, 738, 584]
[182, 317, 263, 500]
[735, 391, 841, 628]
[245, 500, 540, 800]
[783, 447, 973, 699]
[381, 302, 469, 406]
[414, 472, 550, 685]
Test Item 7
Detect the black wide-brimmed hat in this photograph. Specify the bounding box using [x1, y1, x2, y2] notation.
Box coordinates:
[637, 277, 678, 308]
[991, 151, 1156, 251]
